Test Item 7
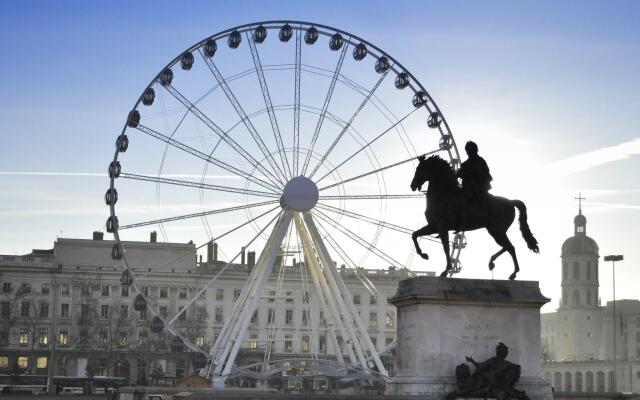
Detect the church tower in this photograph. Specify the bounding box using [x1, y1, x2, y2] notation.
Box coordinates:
[556, 195, 601, 360]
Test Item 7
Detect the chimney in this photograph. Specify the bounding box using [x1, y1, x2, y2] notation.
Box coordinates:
[150, 231, 157, 243]
[207, 242, 213, 263]
[240, 247, 246, 265]
[92, 231, 104, 240]
[213, 242, 218, 262]
[199, 255, 202, 264]
[248, 251, 256, 268]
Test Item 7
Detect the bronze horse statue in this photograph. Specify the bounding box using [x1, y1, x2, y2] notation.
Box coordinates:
[410, 155, 539, 280]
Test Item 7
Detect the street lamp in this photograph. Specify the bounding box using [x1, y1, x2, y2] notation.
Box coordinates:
[604, 254, 623, 392]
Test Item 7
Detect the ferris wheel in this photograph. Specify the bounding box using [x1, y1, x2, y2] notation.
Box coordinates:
[105, 21, 464, 386]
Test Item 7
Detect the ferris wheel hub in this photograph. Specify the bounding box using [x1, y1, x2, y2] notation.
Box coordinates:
[281, 176, 319, 212]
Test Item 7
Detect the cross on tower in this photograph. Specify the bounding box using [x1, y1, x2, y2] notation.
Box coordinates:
[575, 192, 586, 214]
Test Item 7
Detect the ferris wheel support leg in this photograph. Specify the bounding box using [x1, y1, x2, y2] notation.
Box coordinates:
[212, 211, 293, 388]
[304, 211, 390, 377]
[293, 213, 347, 364]
[295, 213, 364, 367]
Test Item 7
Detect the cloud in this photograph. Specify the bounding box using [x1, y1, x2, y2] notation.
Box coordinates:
[549, 138, 640, 176]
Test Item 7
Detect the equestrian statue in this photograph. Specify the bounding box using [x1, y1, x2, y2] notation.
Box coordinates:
[410, 141, 539, 280]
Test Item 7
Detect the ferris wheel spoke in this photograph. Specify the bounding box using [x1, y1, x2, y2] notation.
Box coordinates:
[308, 70, 390, 179]
[300, 41, 350, 176]
[119, 200, 278, 230]
[246, 33, 292, 179]
[167, 210, 284, 327]
[315, 107, 420, 185]
[197, 50, 288, 183]
[319, 148, 443, 192]
[134, 123, 280, 193]
[316, 202, 442, 244]
[120, 172, 280, 198]
[163, 84, 284, 189]
[293, 28, 302, 176]
[313, 209, 405, 268]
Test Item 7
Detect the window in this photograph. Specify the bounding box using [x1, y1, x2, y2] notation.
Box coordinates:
[21, 283, 31, 293]
[139, 329, 148, 346]
[38, 328, 48, 345]
[234, 289, 241, 301]
[80, 304, 90, 320]
[302, 310, 310, 326]
[268, 290, 276, 302]
[573, 290, 580, 306]
[41, 283, 50, 295]
[21, 301, 30, 317]
[370, 295, 378, 305]
[159, 306, 168, 318]
[353, 294, 361, 305]
[319, 311, 326, 326]
[562, 263, 568, 280]
[267, 309, 275, 324]
[101, 285, 110, 296]
[79, 330, 88, 347]
[1, 301, 10, 319]
[59, 329, 69, 346]
[2, 282, 11, 293]
[216, 289, 224, 301]
[285, 309, 293, 324]
[386, 336, 394, 346]
[159, 287, 168, 298]
[176, 306, 186, 321]
[39, 303, 49, 318]
[139, 308, 147, 320]
[60, 303, 70, 318]
[61, 284, 70, 296]
[369, 312, 378, 328]
[336, 335, 344, 352]
[19, 328, 28, 345]
[565, 372, 572, 391]
[573, 262, 580, 280]
[176, 359, 186, 379]
[121, 285, 129, 297]
[178, 288, 187, 299]
[249, 334, 258, 349]
[100, 304, 110, 319]
[301, 335, 310, 353]
[586, 290, 592, 306]
[302, 291, 309, 303]
[98, 330, 108, 347]
[196, 336, 204, 347]
[375, 310, 390, 328]
[286, 291, 293, 303]
[17, 356, 28, 369]
[587, 262, 592, 280]
[284, 335, 293, 352]
[251, 310, 258, 324]
[319, 335, 326, 353]
[81, 286, 91, 296]
[97, 358, 107, 376]
[119, 331, 128, 348]
[0, 356, 8, 368]
[215, 306, 224, 324]
[120, 305, 128, 318]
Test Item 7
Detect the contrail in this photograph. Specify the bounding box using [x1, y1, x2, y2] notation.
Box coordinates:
[549, 137, 640, 176]
[0, 172, 242, 179]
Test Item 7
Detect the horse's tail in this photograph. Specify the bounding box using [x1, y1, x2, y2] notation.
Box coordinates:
[512, 200, 539, 253]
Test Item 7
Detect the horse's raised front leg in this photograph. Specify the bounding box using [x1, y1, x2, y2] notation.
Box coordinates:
[488, 229, 519, 280]
[489, 248, 507, 271]
[412, 224, 437, 260]
[439, 230, 451, 278]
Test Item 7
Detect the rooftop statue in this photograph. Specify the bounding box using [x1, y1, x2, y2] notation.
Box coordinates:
[410, 141, 539, 280]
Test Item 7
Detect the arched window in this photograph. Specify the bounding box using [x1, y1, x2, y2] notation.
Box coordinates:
[565, 372, 572, 391]
[563, 263, 568, 280]
[573, 262, 580, 279]
[587, 261, 592, 280]
[576, 371, 583, 392]
[586, 290, 592, 306]
[597, 371, 605, 392]
[586, 371, 594, 392]
[608, 371, 616, 392]
[555, 372, 562, 390]
[573, 290, 580, 306]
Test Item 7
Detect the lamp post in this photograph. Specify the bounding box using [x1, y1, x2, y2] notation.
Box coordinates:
[604, 254, 623, 392]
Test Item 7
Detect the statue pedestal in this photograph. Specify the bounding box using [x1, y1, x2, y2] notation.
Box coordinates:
[386, 276, 552, 400]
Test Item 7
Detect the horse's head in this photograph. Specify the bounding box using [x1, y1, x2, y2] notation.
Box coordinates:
[410, 155, 429, 192]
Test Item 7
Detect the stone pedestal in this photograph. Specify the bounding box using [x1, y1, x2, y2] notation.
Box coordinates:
[386, 276, 552, 400]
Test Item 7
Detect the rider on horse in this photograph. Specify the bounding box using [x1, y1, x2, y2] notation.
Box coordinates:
[457, 141, 492, 227]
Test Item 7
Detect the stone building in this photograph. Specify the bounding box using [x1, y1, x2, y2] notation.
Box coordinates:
[0, 232, 428, 385]
[541, 206, 640, 393]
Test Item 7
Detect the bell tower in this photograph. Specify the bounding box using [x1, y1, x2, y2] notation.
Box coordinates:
[556, 194, 601, 360]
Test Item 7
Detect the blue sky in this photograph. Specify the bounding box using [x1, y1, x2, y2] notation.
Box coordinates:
[0, 0, 639, 311]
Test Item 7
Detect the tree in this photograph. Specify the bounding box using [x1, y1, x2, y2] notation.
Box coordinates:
[149, 361, 164, 386]
[85, 358, 98, 378]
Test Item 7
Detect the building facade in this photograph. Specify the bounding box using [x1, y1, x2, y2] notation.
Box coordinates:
[0, 233, 429, 385]
[541, 208, 640, 393]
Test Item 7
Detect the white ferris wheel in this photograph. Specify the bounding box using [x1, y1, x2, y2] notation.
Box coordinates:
[105, 21, 464, 386]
